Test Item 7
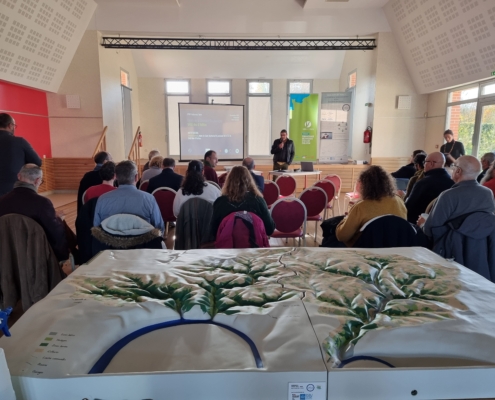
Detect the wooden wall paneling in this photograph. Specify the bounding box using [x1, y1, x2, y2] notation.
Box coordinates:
[371, 157, 410, 174]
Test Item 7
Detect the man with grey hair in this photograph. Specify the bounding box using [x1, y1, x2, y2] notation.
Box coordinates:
[0, 113, 42, 196]
[0, 164, 69, 261]
[422, 156, 495, 280]
[143, 149, 160, 172]
[477, 152, 495, 183]
[242, 157, 264, 192]
[94, 160, 164, 230]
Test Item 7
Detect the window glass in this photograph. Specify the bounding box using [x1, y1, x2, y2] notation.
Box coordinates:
[120, 70, 130, 87]
[249, 82, 270, 94]
[289, 81, 311, 94]
[478, 104, 495, 156]
[448, 86, 479, 103]
[207, 80, 230, 95]
[166, 80, 189, 94]
[348, 72, 357, 88]
[481, 83, 495, 96]
[446, 102, 477, 155]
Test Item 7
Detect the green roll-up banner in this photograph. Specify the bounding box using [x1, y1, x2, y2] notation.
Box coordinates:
[289, 94, 319, 162]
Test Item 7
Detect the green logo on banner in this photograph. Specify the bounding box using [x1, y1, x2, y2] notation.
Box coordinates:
[492, 71, 495, 76]
[289, 94, 319, 162]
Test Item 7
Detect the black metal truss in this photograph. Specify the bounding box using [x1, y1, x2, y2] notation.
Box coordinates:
[101, 37, 376, 50]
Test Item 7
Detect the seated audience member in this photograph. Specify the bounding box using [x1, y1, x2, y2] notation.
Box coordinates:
[147, 158, 183, 194]
[477, 152, 495, 183]
[391, 149, 425, 179]
[93, 161, 164, 231]
[0, 164, 69, 261]
[204, 150, 219, 184]
[143, 149, 160, 172]
[421, 156, 495, 279]
[77, 151, 112, 212]
[211, 166, 275, 238]
[83, 161, 116, 203]
[481, 163, 495, 196]
[403, 153, 427, 201]
[242, 157, 264, 192]
[405, 152, 454, 223]
[0, 113, 42, 196]
[335, 165, 407, 247]
[173, 160, 221, 216]
[440, 129, 465, 166]
[141, 155, 164, 183]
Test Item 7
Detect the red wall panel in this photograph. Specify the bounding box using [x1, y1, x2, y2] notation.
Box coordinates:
[0, 80, 51, 157]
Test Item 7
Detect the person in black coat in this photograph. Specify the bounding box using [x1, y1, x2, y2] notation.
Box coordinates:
[405, 152, 455, 223]
[440, 129, 465, 166]
[270, 129, 295, 171]
[242, 157, 264, 192]
[146, 158, 183, 194]
[391, 149, 425, 179]
[77, 151, 112, 213]
[0, 113, 42, 196]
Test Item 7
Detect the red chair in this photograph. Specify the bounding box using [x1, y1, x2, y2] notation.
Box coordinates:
[139, 180, 149, 192]
[314, 179, 336, 218]
[270, 198, 307, 247]
[324, 174, 342, 215]
[344, 180, 360, 212]
[152, 187, 177, 236]
[206, 180, 221, 190]
[299, 187, 327, 242]
[263, 181, 280, 208]
[275, 174, 297, 197]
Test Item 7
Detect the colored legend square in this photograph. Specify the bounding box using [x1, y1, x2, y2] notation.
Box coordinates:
[49, 332, 57, 335]
[39, 343, 49, 347]
[44, 337, 53, 341]
[34, 349, 44, 353]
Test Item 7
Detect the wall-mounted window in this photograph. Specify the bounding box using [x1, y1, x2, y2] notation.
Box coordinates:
[288, 80, 312, 94]
[348, 71, 357, 89]
[247, 80, 272, 156]
[166, 79, 191, 156]
[207, 79, 231, 104]
[120, 69, 130, 88]
[445, 79, 495, 157]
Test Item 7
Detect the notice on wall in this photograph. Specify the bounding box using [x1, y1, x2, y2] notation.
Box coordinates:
[319, 92, 352, 163]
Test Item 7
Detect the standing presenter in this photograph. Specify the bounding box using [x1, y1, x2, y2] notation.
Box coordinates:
[271, 129, 295, 171]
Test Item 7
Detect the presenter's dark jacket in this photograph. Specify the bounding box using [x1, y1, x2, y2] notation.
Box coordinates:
[391, 163, 416, 179]
[0, 129, 42, 196]
[271, 139, 295, 165]
[147, 168, 184, 194]
[250, 171, 264, 193]
[211, 192, 275, 238]
[440, 141, 465, 161]
[77, 166, 103, 213]
[405, 168, 454, 223]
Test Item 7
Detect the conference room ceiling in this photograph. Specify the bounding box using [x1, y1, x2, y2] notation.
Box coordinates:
[92, 0, 388, 80]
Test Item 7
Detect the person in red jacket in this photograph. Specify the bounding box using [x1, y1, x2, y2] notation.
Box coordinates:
[203, 150, 219, 184]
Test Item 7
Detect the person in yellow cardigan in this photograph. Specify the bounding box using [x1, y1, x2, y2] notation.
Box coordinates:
[336, 165, 407, 247]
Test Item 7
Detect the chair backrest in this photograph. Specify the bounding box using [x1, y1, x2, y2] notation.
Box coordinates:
[276, 174, 297, 197]
[299, 187, 328, 217]
[314, 179, 336, 205]
[353, 215, 417, 248]
[82, 189, 88, 205]
[139, 180, 149, 192]
[263, 181, 280, 207]
[395, 178, 409, 191]
[0, 214, 62, 311]
[206, 180, 221, 190]
[324, 174, 342, 197]
[175, 197, 215, 250]
[270, 198, 307, 233]
[215, 211, 269, 249]
[152, 187, 177, 222]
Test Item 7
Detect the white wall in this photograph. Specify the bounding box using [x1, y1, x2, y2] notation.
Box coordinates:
[372, 32, 428, 158]
[425, 90, 448, 154]
[339, 44, 377, 161]
[47, 30, 104, 158]
[98, 32, 141, 161]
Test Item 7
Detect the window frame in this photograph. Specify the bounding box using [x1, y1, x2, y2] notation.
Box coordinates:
[165, 79, 191, 157]
[287, 79, 313, 95]
[206, 79, 232, 96]
[247, 80, 273, 157]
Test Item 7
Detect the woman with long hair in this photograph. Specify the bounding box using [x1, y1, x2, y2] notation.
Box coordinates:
[336, 165, 407, 247]
[211, 166, 275, 237]
[173, 160, 221, 216]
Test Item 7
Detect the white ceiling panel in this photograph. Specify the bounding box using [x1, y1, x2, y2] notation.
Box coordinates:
[304, 0, 389, 9]
[128, 49, 346, 79]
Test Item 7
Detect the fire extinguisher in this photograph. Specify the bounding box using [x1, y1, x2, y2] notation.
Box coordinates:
[363, 126, 372, 144]
[138, 132, 143, 147]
